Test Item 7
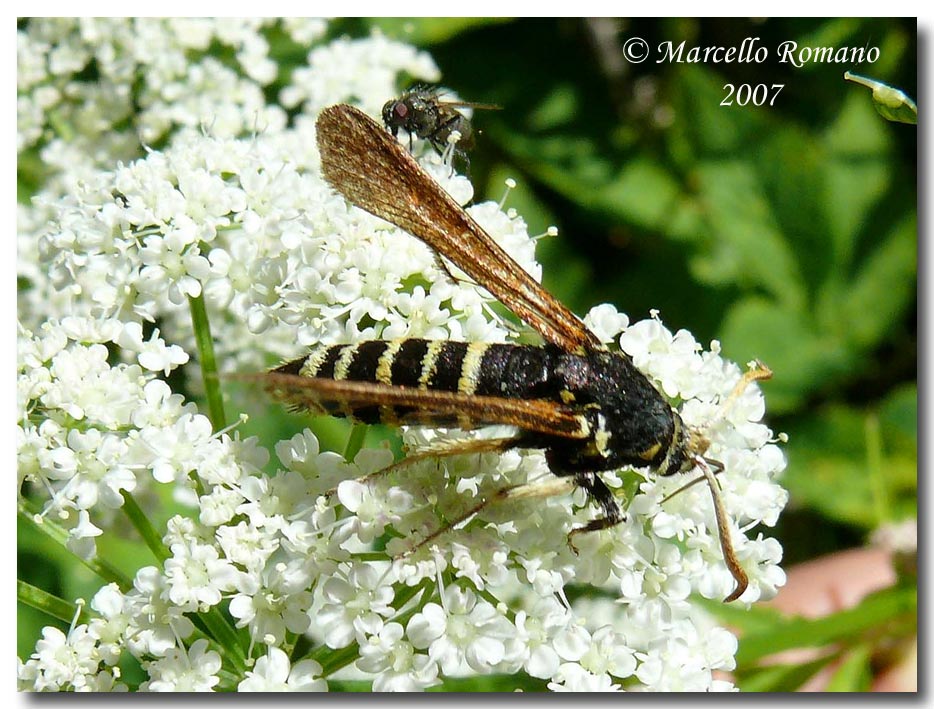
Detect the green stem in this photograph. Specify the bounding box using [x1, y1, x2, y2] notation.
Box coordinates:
[121, 490, 170, 563]
[315, 643, 363, 677]
[350, 552, 393, 562]
[344, 424, 368, 463]
[122, 492, 247, 672]
[387, 579, 434, 629]
[865, 413, 889, 526]
[18, 502, 131, 589]
[18, 579, 90, 625]
[199, 608, 247, 674]
[188, 292, 226, 431]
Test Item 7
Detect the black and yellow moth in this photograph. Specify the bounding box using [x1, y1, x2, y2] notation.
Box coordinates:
[265, 103, 768, 602]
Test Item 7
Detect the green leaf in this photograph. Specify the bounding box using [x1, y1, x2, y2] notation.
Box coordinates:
[781, 387, 917, 527]
[753, 127, 833, 296]
[673, 64, 771, 155]
[365, 18, 512, 46]
[735, 586, 916, 665]
[598, 158, 685, 232]
[822, 93, 893, 267]
[829, 214, 916, 349]
[824, 643, 873, 691]
[845, 73, 918, 125]
[692, 161, 805, 307]
[795, 18, 867, 53]
[719, 297, 853, 413]
[738, 655, 835, 692]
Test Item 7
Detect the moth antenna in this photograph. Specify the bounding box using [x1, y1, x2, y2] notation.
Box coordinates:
[695, 455, 748, 602]
[707, 359, 773, 431]
[657, 455, 748, 601]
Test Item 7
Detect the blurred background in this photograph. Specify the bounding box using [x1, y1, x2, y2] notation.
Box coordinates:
[19, 17, 917, 691]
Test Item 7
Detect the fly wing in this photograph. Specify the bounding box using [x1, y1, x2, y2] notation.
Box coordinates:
[316, 103, 601, 354]
[438, 100, 501, 111]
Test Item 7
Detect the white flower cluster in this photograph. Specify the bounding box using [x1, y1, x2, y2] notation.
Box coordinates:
[20, 343, 785, 691]
[26, 126, 516, 374]
[17, 18, 325, 158]
[282, 32, 440, 118]
[17, 317, 195, 556]
[20, 23, 454, 374]
[18, 20, 788, 693]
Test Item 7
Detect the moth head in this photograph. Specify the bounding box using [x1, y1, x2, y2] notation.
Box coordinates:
[657, 412, 712, 477]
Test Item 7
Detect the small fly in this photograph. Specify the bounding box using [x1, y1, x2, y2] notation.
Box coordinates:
[382, 85, 499, 160]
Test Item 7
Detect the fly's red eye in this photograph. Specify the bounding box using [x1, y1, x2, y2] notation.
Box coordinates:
[394, 103, 408, 118]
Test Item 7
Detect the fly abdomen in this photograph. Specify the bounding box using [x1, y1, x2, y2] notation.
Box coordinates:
[273, 339, 560, 427]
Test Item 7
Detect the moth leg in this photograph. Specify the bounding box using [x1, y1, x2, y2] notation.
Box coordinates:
[659, 457, 725, 504]
[326, 436, 523, 498]
[405, 476, 578, 554]
[566, 472, 624, 553]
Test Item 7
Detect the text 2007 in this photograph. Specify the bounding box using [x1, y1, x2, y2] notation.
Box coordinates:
[721, 83, 784, 107]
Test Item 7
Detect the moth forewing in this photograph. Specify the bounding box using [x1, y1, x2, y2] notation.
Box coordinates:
[316, 103, 599, 355]
[264, 370, 591, 440]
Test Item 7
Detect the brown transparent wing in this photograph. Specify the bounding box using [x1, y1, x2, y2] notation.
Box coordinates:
[316, 103, 600, 354]
[263, 372, 590, 440]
